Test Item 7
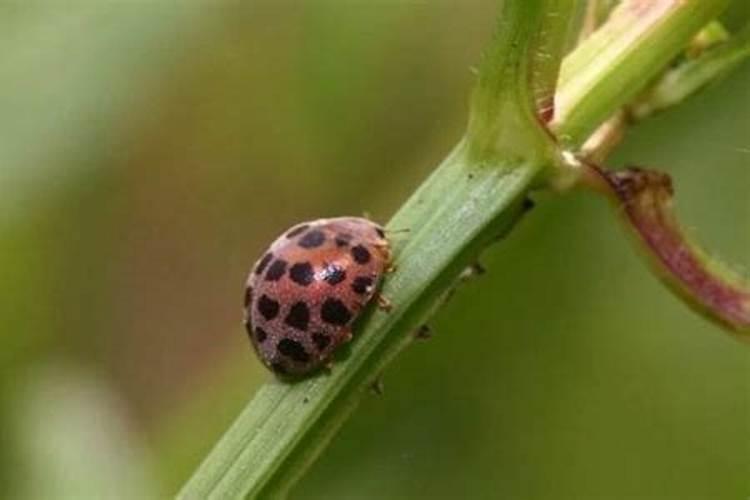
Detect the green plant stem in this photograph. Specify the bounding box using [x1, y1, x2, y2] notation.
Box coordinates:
[552, 0, 729, 148]
[630, 23, 750, 119]
[179, 1, 734, 498]
[252, 146, 540, 499]
[182, 142, 543, 500]
[580, 21, 750, 163]
[581, 22, 750, 162]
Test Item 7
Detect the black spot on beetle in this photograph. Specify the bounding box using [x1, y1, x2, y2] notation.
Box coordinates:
[312, 332, 331, 351]
[351, 245, 371, 264]
[265, 259, 287, 281]
[286, 224, 309, 239]
[321, 298, 352, 325]
[255, 252, 273, 275]
[289, 262, 314, 286]
[351, 276, 373, 295]
[244, 286, 253, 307]
[322, 264, 346, 285]
[255, 326, 268, 343]
[285, 301, 310, 331]
[299, 230, 326, 248]
[278, 338, 310, 363]
[335, 233, 353, 247]
[257, 295, 280, 320]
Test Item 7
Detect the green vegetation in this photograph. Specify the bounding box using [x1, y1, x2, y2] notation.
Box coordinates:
[2, 2, 748, 499]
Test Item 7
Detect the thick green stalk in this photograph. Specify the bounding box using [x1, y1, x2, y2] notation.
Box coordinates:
[209, 145, 541, 499]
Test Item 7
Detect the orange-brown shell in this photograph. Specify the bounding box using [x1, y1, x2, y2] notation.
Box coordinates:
[244, 217, 390, 376]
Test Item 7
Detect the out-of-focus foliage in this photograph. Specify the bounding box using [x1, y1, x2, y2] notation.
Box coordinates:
[1, 2, 747, 499]
[9, 365, 158, 499]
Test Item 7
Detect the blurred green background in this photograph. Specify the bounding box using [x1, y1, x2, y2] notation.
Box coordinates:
[1, 2, 748, 499]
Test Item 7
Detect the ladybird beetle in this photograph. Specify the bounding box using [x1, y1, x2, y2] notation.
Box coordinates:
[244, 217, 391, 376]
